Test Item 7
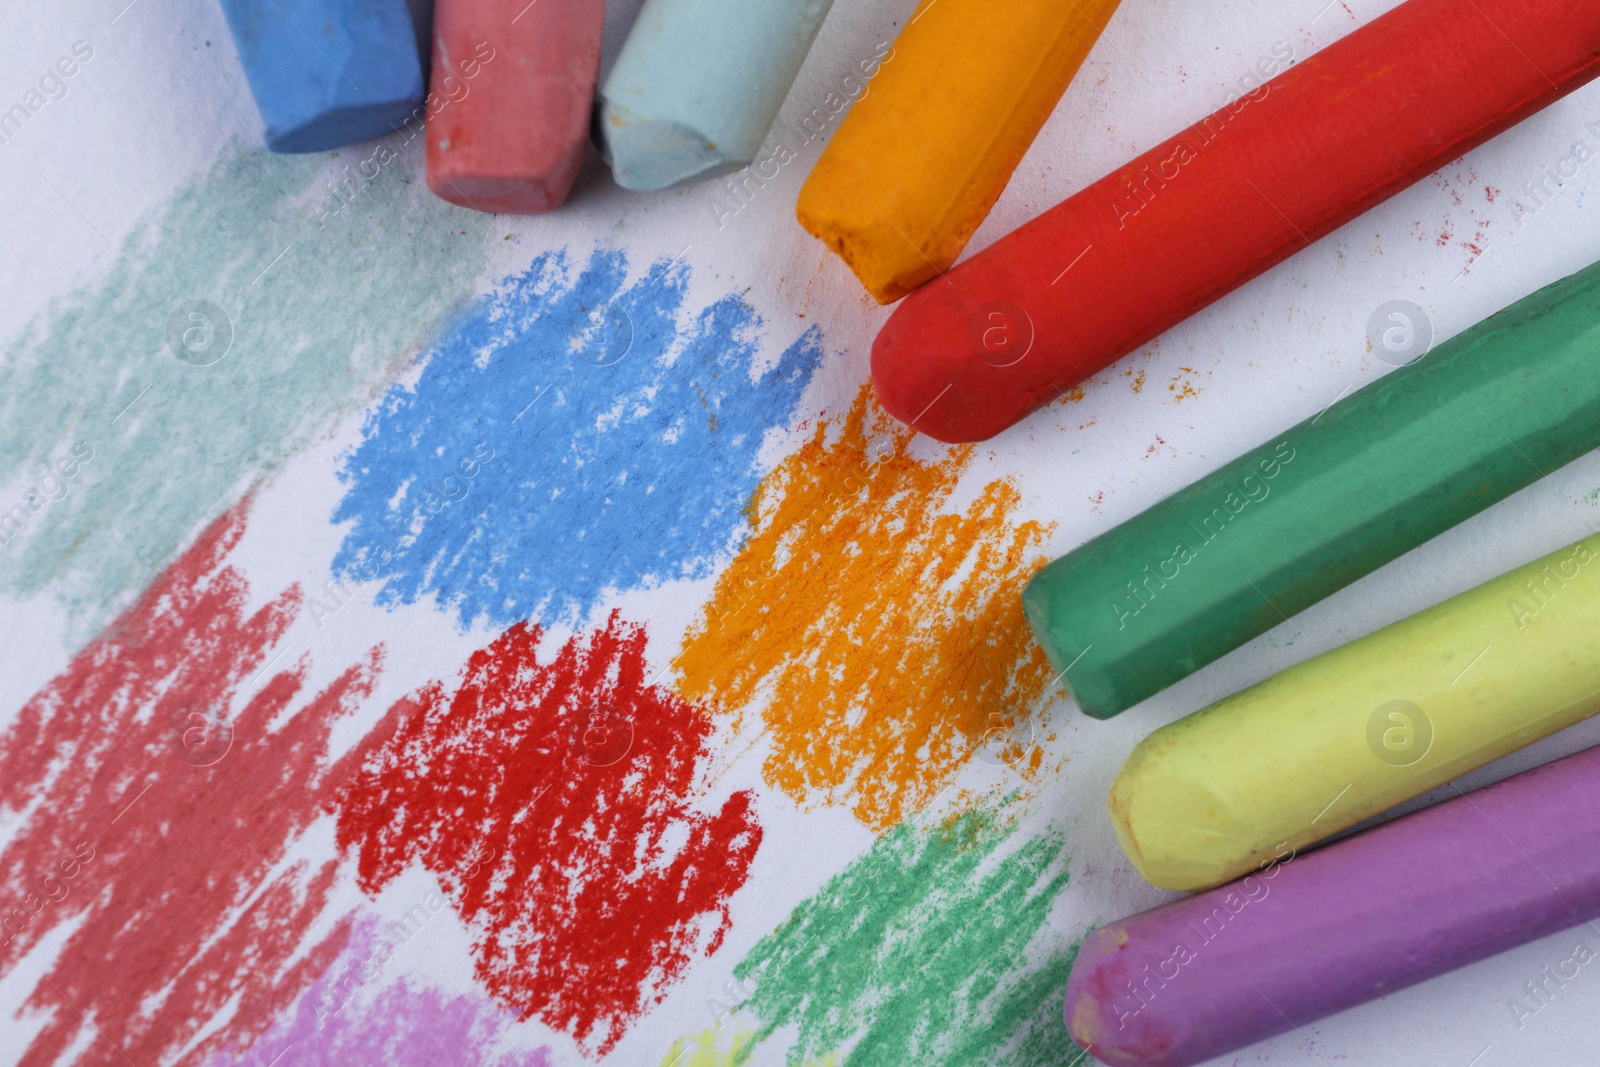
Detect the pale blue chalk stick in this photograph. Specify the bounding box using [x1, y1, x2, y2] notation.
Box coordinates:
[597, 0, 836, 191]
[220, 0, 426, 154]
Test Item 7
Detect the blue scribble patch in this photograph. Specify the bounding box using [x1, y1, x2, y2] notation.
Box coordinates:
[330, 247, 823, 630]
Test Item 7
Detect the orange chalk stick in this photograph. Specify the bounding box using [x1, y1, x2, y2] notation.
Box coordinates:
[797, 0, 1124, 304]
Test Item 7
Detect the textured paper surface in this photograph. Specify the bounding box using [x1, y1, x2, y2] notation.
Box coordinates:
[2, 1, 1599, 1064]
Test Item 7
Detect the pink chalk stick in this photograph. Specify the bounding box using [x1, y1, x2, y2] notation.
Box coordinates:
[1066, 743, 1600, 1066]
[426, 0, 603, 214]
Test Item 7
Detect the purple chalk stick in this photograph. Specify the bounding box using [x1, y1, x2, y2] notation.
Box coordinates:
[1065, 743, 1600, 1066]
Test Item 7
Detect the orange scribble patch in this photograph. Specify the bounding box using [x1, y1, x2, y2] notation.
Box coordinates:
[674, 386, 1057, 830]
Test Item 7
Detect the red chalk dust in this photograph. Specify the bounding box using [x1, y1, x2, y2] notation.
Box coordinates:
[872, 0, 1600, 442]
[334, 613, 762, 1055]
[0, 502, 381, 1067]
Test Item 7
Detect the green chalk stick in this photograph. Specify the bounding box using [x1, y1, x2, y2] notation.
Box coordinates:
[1023, 260, 1600, 719]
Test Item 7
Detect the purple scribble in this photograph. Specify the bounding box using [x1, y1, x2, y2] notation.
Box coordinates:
[206, 916, 550, 1067]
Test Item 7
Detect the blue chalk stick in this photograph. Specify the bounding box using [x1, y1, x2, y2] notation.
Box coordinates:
[220, 0, 426, 153]
[597, 0, 836, 191]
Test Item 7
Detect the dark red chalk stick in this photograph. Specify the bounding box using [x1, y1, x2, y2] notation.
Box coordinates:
[871, 0, 1600, 443]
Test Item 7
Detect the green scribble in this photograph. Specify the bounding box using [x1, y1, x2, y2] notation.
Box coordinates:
[0, 138, 490, 630]
[729, 810, 1084, 1067]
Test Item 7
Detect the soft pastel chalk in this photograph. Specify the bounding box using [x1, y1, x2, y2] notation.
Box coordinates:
[1068, 743, 1600, 1067]
[426, 0, 602, 214]
[1023, 260, 1600, 720]
[596, 0, 836, 191]
[871, 0, 1600, 442]
[1112, 534, 1600, 892]
[220, 0, 426, 154]
[797, 0, 1123, 304]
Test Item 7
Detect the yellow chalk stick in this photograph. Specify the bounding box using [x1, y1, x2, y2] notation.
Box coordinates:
[796, 0, 1122, 304]
[1111, 536, 1600, 892]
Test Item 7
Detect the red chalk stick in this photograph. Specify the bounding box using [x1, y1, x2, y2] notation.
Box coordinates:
[871, 0, 1600, 443]
[426, 0, 603, 214]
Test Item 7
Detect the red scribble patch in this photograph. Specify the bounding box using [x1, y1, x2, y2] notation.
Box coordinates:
[0, 501, 383, 1067]
[334, 612, 762, 1056]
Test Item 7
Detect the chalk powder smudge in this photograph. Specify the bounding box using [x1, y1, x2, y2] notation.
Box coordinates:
[659, 1029, 835, 1067]
[0, 140, 491, 631]
[206, 917, 550, 1067]
[0, 502, 382, 1067]
[674, 386, 1058, 831]
[330, 247, 824, 631]
[334, 612, 763, 1055]
[720, 810, 1084, 1067]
